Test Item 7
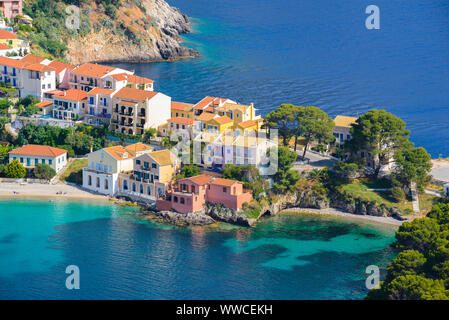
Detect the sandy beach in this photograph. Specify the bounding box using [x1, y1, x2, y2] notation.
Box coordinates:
[0, 182, 109, 200]
[283, 207, 407, 227]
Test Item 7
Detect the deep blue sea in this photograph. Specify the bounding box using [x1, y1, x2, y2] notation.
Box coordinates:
[111, 0, 449, 157]
[0, 199, 395, 299]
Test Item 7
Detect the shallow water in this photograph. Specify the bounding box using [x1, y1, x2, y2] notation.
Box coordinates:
[0, 199, 395, 299]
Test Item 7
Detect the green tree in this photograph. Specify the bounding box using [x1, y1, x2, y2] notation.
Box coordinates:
[391, 147, 432, 193]
[383, 275, 448, 300]
[0, 144, 12, 164]
[143, 128, 157, 142]
[34, 163, 56, 180]
[384, 250, 426, 282]
[4, 159, 26, 178]
[271, 146, 300, 193]
[347, 110, 412, 177]
[296, 106, 335, 160]
[179, 165, 201, 178]
[263, 104, 296, 146]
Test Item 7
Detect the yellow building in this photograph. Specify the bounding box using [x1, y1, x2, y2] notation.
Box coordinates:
[206, 115, 234, 134]
[0, 29, 20, 48]
[171, 101, 194, 119]
[233, 119, 264, 136]
[333, 115, 358, 145]
[215, 102, 258, 124]
[118, 149, 180, 200]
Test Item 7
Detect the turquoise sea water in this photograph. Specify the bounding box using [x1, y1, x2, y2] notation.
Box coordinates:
[0, 199, 396, 299]
[110, 0, 449, 157]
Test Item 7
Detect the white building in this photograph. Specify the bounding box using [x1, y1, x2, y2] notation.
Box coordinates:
[8, 144, 68, 173]
[52, 89, 88, 120]
[82, 143, 153, 196]
[0, 55, 56, 99]
[83, 87, 116, 126]
[110, 87, 171, 136]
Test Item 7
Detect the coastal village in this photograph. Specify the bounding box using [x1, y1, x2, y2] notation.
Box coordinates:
[0, 1, 446, 228]
[1, 0, 449, 301]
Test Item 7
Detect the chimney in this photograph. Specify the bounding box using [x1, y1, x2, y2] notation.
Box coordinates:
[250, 103, 254, 120]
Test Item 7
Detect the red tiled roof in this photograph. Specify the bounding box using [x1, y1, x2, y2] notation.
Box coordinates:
[171, 101, 193, 111]
[193, 96, 228, 110]
[210, 115, 233, 124]
[9, 144, 67, 157]
[195, 112, 216, 122]
[23, 63, 55, 72]
[53, 89, 88, 101]
[0, 56, 25, 68]
[0, 44, 11, 50]
[0, 29, 18, 39]
[167, 117, 194, 125]
[88, 87, 114, 96]
[36, 101, 53, 108]
[211, 178, 240, 187]
[183, 174, 213, 186]
[71, 62, 116, 78]
[48, 60, 75, 74]
[21, 54, 46, 64]
[114, 87, 158, 102]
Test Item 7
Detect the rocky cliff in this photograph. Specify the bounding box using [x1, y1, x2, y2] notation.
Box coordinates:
[24, 0, 199, 64]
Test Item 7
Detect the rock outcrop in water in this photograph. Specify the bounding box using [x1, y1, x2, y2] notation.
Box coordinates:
[63, 0, 199, 64]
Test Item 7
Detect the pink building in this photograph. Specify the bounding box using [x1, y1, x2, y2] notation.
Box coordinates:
[0, 0, 22, 21]
[157, 175, 253, 214]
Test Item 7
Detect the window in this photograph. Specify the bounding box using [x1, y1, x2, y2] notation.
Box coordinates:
[155, 175, 159, 180]
[88, 175, 92, 186]
[136, 160, 141, 165]
[123, 180, 128, 190]
[96, 177, 100, 188]
[223, 187, 227, 193]
[147, 186, 151, 195]
[20, 157, 23, 163]
[27, 158, 30, 166]
[191, 185, 195, 193]
[180, 198, 185, 204]
[49, 159, 52, 165]
[144, 161, 149, 169]
[174, 196, 178, 203]
[139, 184, 144, 194]
[42, 159, 45, 164]
[152, 163, 157, 169]
[132, 183, 136, 192]
[105, 179, 109, 190]
[35, 158, 38, 165]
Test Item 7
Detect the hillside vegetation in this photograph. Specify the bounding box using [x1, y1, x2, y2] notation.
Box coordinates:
[22, 0, 198, 63]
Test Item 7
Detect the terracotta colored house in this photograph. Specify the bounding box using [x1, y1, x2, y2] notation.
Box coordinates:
[157, 175, 253, 214]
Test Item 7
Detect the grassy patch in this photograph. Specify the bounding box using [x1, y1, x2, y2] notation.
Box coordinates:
[339, 179, 411, 211]
[60, 159, 87, 185]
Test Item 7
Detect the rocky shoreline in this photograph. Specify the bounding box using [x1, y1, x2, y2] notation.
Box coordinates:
[133, 188, 407, 228]
[66, 0, 200, 65]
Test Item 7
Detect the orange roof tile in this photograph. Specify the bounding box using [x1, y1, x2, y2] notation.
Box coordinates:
[88, 88, 114, 96]
[235, 119, 259, 129]
[0, 43, 11, 50]
[21, 54, 46, 64]
[183, 174, 213, 186]
[210, 115, 233, 125]
[167, 117, 194, 125]
[195, 112, 217, 122]
[36, 101, 53, 108]
[53, 89, 88, 101]
[171, 101, 193, 111]
[114, 87, 158, 102]
[211, 178, 240, 187]
[110, 73, 154, 84]
[103, 143, 152, 161]
[48, 60, 75, 74]
[23, 63, 55, 72]
[71, 62, 116, 78]
[0, 56, 25, 68]
[9, 144, 67, 157]
[0, 29, 18, 39]
[193, 96, 229, 110]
